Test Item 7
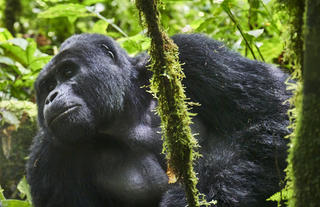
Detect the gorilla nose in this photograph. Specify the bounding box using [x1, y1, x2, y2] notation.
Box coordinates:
[45, 91, 59, 105]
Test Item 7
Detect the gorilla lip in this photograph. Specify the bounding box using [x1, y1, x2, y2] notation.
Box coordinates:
[48, 105, 81, 126]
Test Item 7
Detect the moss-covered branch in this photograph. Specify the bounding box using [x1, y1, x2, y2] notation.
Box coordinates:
[135, 0, 201, 206]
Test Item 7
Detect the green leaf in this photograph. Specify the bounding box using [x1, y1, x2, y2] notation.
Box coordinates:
[15, 61, 30, 75]
[121, 39, 141, 54]
[17, 177, 32, 204]
[91, 20, 109, 34]
[163, 0, 193, 2]
[0, 56, 15, 66]
[212, 0, 225, 4]
[267, 186, 293, 202]
[190, 19, 206, 30]
[38, 4, 93, 19]
[26, 39, 37, 64]
[0, 43, 28, 66]
[68, 16, 78, 24]
[8, 38, 28, 50]
[118, 34, 150, 55]
[28, 56, 52, 71]
[0, 185, 5, 200]
[1, 110, 20, 126]
[246, 29, 264, 38]
[1, 200, 32, 207]
[0, 28, 13, 41]
[195, 18, 214, 32]
[3, 71, 15, 81]
[82, 0, 105, 5]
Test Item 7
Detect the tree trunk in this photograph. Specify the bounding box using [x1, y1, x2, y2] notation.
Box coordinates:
[4, 0, 21, 35]
[291, 0, 320, 206]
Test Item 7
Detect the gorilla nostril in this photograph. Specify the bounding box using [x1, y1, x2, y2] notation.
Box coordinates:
[46, 91, 58, 104]
[50, 92, 58, 102]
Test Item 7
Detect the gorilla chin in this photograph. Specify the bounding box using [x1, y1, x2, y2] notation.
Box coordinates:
[46, 104, 81, 126]
[46, 105, 96, 144]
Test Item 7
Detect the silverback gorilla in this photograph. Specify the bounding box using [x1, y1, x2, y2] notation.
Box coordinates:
[27, 34, 290, 207]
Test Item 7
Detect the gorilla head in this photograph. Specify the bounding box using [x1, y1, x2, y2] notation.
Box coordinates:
[35, 34, 148, 144]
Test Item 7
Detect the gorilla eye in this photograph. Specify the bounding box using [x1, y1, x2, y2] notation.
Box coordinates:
[101, 44, 115, 60]
[62, 68, 75, 79]
[107, 51, 114, 59]
[41, 79, 56, 92]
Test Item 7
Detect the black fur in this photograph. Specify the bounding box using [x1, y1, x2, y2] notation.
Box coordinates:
[27, 33, 290, 207]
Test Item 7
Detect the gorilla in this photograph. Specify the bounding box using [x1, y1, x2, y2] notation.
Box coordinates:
[27, 33, 290, 207]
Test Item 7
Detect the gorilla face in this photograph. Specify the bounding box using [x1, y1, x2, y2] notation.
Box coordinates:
[35, 34, 137, 143]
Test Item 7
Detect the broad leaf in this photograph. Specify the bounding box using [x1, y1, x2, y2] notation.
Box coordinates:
[247, 29, 264, 38]
[1, 110, 20, 126]
[38, 4, 93, 19]
[1, 200, 32, 207]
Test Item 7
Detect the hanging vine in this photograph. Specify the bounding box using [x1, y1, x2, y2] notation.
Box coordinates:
[134, 0, 210, 206]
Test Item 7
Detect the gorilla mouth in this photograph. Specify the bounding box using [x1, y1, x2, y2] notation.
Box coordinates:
[48, 105, 81, 126]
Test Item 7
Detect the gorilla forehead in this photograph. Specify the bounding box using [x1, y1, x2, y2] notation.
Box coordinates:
[61, 34, 113, 48]
[35, 34, 133, 89]
[59, 33, 126, 56]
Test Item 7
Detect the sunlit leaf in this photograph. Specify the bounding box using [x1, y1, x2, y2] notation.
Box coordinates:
[0, 56, 15, 66]
[0, 43, 28, 66]
[213, 0, 225, 4]
[1, 111, 19, 125]
[38, 4, 93, 19]
[8, 38, 28, 50]
[1, 200, 32, 207]
[82, 0, 105, 5]
[3, 71, 15, 81]
[0, 28, 13, 41]
[28, 56, 52, 71]
[17, 177, 32, 204]
[190, 19, 205, 30]
[118, 34, 150, 55]
[122, 39, 141, 54]
[15, 62, 30, 75]
[0, 185, 5, 200]
[91, 20, 109, 34]
[26, 39, 37, 64]
[247, 29, 264, 38]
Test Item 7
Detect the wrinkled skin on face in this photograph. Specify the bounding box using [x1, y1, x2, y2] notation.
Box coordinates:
[27, 34, 290, 207]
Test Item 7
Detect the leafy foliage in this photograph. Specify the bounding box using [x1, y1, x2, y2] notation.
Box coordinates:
[0, 0, 289, 101]
[0, 28, 51, 100]
[0, 178, 33, 207]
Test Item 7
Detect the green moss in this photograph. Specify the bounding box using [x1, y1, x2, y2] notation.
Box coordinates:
[135, 0, 208, 206]
[289, 94, 320, 207]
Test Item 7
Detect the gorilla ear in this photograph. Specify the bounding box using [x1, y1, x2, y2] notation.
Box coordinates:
[130, 53, 148, 71]
[130, 53, 151, 84]
[101, 44, 115, 60]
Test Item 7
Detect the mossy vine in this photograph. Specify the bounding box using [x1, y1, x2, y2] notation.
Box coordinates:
[135, 0, 206, 206]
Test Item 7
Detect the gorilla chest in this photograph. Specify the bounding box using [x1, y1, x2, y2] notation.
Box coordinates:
[93, 149, 169, 203]
[40, 145, 169, 205]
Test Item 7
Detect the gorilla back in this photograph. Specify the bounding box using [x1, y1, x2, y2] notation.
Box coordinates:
[27, 33, 290, 207]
